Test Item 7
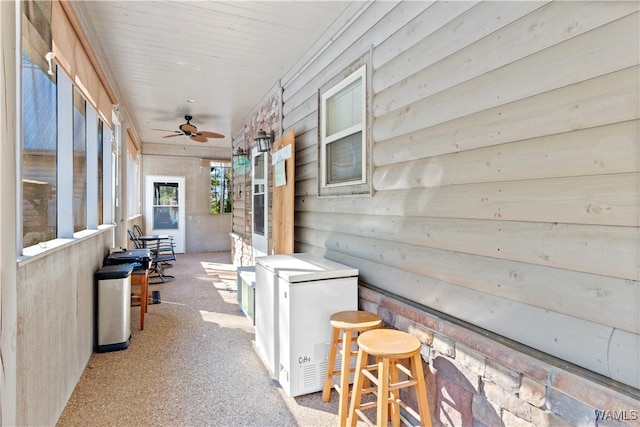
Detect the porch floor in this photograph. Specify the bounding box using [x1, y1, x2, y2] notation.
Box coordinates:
[56, 251, 351, 427]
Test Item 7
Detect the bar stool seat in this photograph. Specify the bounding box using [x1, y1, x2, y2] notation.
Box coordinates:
[322, 310, 382, 426]
[347, 329, 432, 427]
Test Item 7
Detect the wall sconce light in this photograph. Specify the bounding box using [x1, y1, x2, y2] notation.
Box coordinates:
[233, 147, 248, 157]
[255, 129, 272, 153]
[232, 147, 251, 175]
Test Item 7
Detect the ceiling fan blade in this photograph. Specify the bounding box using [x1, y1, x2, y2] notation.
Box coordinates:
[199, 131, 225, 138]
[180, 123, 197, 134]
[163, 134, 182, 138]
[190, 134, 208, 143]
[151, 128, 178, 133]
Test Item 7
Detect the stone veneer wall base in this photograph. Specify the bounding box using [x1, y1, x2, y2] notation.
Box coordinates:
[358, 284, 640, 427]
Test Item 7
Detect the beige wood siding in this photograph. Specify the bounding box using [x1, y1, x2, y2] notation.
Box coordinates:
[281, 1, 640, 388]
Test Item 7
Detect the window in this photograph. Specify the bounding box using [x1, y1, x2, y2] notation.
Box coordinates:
[21, 0, 57, 247]
[319, 62, 371, 196]
[20, 0, 114, 251]
[210, 161, 231, 214]
[253, 154, 266, 236]
[153, 182, 179, 229]
[127, 152, 140, 217]
[97, 119, 104, 225]
[73, 87, 87, 232]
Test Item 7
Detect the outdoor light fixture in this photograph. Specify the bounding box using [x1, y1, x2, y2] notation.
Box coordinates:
[232, 147, 251, 175]
[233, 147, 248, 157]
[255, 129, 272, 153]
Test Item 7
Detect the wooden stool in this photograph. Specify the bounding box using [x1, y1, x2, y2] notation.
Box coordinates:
[130, 268, 149, 330]
[347, 329, 432, 427]
[322, 310, 382, 426]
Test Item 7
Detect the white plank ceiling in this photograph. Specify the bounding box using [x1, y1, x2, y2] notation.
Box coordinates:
[75, 1, 353, 149]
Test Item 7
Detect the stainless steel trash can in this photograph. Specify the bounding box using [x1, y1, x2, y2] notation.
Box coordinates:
[95, 264, 133, 352]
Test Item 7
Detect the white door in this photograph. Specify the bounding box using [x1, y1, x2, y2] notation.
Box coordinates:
[145, 175, 185, 253]
[252, 148, 268, 257]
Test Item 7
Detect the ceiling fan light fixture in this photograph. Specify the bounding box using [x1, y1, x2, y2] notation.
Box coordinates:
[153, 115, 224, 143]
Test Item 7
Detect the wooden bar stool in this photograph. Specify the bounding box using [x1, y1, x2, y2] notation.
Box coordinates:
[347, 329, 432, 427]
[130, 267, 149, 330]
[323, 310, 382, 426]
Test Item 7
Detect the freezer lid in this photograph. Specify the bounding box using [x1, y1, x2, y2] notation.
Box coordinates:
[255, 253, 358, 282]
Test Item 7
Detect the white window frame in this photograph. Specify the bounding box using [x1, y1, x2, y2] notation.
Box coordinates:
[320, 64, 366, 188]
[318, 54, 372, 197]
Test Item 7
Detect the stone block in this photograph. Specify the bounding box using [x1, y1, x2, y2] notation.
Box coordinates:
[376, 304, 395, 326]
[412, 324, 435, 346]
[358, 286, 380, 305]
[519, 376, 546, 408]
[435, 373, 474, 427]
[530, 407, 574, 427]
[484, 380, 531, 421]
[502, 409, 534, 427]
[546, 387, 600, 426]
[456, 343, 486, 377]
[472, 420, 489, 427]
[485, 358, 522, 395]
[432, 333, 455, 358]
[358, 299, 378, 315]
[433, 355, 481, 393]
[472, 394, 501, 427]
[380, 295, 441, 331]
[551, 369, 639, 416]
[394, 313, 412, 332]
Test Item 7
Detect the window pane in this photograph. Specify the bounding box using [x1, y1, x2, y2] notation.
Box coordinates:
[154, 182, 178, 205]
[73, 88, 87, 232]
[153, 206, 178, 229]
[153, 182, 178, 229]
[210, 164, 231, 214]
[254, 194, 265, 236]
[254, 154, 264, 179]
[326, 132, 362, 184]
[22, 10, 57, 247]
[97, 120, 103, 225]
[326, 78, 362, 136]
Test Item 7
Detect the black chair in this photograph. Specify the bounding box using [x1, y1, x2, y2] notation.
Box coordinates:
[128, 229, 143, 249]
[149, 252, 175, 284]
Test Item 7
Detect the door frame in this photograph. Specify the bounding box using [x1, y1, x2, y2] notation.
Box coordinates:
[144, 175, 185, 253]
[251, 147, 269, 257]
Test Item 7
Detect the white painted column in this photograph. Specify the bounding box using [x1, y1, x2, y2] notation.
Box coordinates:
[0, 1, 18, 425]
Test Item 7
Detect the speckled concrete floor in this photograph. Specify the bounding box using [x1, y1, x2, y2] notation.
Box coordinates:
[56, 252, 358, 427]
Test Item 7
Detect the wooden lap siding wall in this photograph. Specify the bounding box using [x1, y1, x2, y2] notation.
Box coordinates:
[276, 1, 639, 425]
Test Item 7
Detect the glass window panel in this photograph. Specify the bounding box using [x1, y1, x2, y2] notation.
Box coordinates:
[154, 182, 178, 205]
[326, 132, 362, 184]
[253, 194, 265, 236]
[210, 162, 231, 214]
[153, 206, 178, 229]
[21, 2, 57, 247]
[73, 88, 87, 232]
[254, 154, 264, 179]
[325, 78, 362, 136]
[97, 120, 103, 225]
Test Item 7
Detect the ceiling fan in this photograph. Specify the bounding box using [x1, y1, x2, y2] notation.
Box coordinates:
[153, 115, 224, 143]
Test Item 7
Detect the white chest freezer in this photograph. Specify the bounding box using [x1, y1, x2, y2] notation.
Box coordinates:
[254, 253, 358, 397]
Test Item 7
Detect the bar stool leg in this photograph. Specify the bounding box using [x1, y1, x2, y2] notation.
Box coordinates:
[377, 357, 390, 426]
[347, 348, 367, 427]
[390, 360, 401, 427]
[337, 329, 354, 426]
[322, 326, 340, 403]
[412, 353, 432, 427]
